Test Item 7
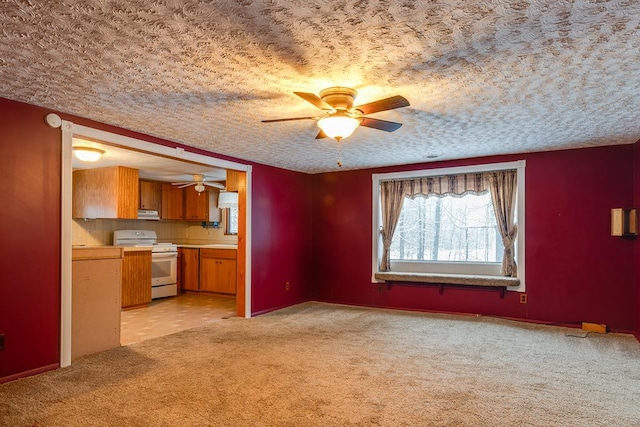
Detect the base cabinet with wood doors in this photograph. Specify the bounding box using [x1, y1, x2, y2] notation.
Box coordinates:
[179, 247, 200, 292]
[200, 249, 237, 295]
[178, 247, 237, 295]
[121, 249, 152, 309]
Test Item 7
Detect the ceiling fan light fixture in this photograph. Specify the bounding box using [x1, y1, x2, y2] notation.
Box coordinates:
[194, 182, 206, 193]
[317, 114, 360, 141]
[73, 146, 104, 162]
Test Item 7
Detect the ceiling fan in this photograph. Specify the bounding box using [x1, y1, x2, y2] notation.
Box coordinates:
[262, 87, 410, 141]
[171, 174, 225, 193]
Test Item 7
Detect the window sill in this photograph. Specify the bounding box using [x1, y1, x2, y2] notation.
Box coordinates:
[375, 271, 520, 287]
[374, 272, 520, 298]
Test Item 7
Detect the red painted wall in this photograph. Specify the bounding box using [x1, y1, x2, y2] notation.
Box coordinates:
[0, 97, 313, 380]
[250, 164, 313, 314]
[311, 145, 636, 332]
[0, 99, 62, 379]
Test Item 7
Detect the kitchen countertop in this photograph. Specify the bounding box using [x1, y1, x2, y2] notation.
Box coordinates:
[72, 244, 237, 251]
[72, 246, 123, 260]
[72, 245, 153, 253]
[120, 245, 153, 252]
[178, 244, 237, 249]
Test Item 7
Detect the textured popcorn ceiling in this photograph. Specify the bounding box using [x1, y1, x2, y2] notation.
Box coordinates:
[1, 0, 640, 173]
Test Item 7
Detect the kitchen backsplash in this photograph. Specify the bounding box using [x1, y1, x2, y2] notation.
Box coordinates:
[72, 219, 238, 246]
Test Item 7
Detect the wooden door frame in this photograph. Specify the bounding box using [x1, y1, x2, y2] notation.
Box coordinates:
[49, 114, 252, 368]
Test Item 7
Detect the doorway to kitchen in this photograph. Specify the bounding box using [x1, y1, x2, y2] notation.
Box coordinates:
[56, 116, 252, 368]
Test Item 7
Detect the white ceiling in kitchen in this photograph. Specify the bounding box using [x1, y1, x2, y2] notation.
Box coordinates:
[1, 0, 639, 173]
[72, 138, 227, 183]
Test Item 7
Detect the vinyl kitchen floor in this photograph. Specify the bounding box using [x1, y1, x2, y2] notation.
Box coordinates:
[120, 293, 236, 346]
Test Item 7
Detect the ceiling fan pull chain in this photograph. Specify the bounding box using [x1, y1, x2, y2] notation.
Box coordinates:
[337, 142, 343, 168]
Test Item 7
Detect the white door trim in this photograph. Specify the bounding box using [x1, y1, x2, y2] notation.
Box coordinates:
[52, 116, 252, 368]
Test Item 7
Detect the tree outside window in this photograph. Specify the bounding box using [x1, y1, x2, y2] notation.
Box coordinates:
[390, 192, 504, 263]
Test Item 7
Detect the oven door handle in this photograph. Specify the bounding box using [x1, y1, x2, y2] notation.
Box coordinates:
[152, 252, 178, 259]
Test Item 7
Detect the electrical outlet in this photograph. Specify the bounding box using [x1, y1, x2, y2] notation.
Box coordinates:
[377, 284, 383, 293]
[285, 282, 290, 291]
[0, 334, 4, 350]
[520, 294, 527, 304]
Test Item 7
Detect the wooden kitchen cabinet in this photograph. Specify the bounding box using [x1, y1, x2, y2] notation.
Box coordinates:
[139, 180, 162, 211]
[73, 166, 139, 219]
[200, 248, 237, 295]
[161, 183, 184, 220]
[121, 249, 152, 309]
[184, 187, 209, 220]
[180, 247, 200, 292]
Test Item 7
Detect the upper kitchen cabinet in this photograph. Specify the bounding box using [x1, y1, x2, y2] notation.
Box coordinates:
[184, 187, 209, 221]
[161, 183, 184, 220]
[73, 166, 139, 219]
[139, 180, 162, 211]
[161, 184, 210, 221]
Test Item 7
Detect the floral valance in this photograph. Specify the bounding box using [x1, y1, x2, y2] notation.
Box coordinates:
[383, 172, 493, 199]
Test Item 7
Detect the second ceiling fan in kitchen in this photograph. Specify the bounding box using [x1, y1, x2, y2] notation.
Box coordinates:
[171, 174, 225, 193]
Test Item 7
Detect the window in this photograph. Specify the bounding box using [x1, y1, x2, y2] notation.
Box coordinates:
[391, 192, 504, 263]
[372, 161, 525, 288]
[225, 206, 239, 235]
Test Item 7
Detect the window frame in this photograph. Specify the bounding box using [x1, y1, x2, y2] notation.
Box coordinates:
[372, 160, 526, 292]
[224, 206, 239, 235]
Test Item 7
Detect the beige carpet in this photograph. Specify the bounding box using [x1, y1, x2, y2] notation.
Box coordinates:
[2, 302, 639, 426]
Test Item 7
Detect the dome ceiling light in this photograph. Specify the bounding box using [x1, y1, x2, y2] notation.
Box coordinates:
[72, 146, 104, 162]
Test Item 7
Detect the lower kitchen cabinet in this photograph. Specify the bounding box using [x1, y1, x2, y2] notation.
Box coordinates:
[180, 247, 200, 292]
[200, 249, 237, 295]
[72, 246, 123, 360]
[121, 249, 152, 308]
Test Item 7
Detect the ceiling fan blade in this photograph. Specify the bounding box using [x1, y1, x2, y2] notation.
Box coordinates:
[354, 95, 410, 115]
[204, 182, 226, 189]
[360, 117, 403, 132]
[294, 92, 333, 110]
[315, 129, 328, 139]
[262, 117, 315, 123]
[177, 182, 196, 188]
